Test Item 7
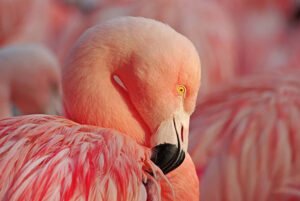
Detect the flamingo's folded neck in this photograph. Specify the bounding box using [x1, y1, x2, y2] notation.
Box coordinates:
[63, 53, 151, 146]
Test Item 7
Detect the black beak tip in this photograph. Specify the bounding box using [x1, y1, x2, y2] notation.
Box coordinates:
[150, 143, 185, 175]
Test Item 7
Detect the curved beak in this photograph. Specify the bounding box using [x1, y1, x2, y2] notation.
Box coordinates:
[150, 110, 189, 174]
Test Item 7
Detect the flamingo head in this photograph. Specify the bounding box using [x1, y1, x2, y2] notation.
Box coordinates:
[110, 17, 201, 174]
[63, 17, 201, 174]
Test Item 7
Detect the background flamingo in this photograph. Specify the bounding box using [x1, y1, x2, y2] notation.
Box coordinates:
[189, 70, 300, 200]
[0, 17, 200, 200]
[0, 44, 61, 118]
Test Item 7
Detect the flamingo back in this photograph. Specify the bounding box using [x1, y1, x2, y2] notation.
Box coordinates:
[0, 115, 163, 201]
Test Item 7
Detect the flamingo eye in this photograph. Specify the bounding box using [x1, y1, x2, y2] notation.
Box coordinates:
[176, 85, 186, 97]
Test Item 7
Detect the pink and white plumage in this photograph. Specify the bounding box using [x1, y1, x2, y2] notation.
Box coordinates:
[0, 17, 200, 200]
[0, 115, 158, 200]
[189, 71, 300, 201]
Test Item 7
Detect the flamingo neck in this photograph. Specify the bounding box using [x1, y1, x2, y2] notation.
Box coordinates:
[63, 33, 151, 146]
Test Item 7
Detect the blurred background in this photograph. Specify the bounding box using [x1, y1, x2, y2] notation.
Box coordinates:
[1, 1, 300, 200]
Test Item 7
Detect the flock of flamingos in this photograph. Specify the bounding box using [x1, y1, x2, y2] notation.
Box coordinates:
[0, 0, 300, 200]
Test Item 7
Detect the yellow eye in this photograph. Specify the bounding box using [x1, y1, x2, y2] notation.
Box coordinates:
[176, 85, 186, 97]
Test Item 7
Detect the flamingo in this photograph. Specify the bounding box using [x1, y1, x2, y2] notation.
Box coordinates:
[0, 44, 61, 118]
[188, 71, 300, 200]
[0, 17, 200, 200]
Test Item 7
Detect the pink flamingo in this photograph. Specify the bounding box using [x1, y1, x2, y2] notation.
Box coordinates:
[0, 17, 200, 200]
[188, 71, 300, 200]
[0, 44, 61, 118]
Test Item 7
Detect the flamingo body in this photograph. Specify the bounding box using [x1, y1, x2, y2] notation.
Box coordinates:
[189, 71, 300, 201]
[0, 114, 158, 201]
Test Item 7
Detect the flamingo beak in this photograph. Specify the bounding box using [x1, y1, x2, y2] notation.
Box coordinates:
[150, 110, 189, 174]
